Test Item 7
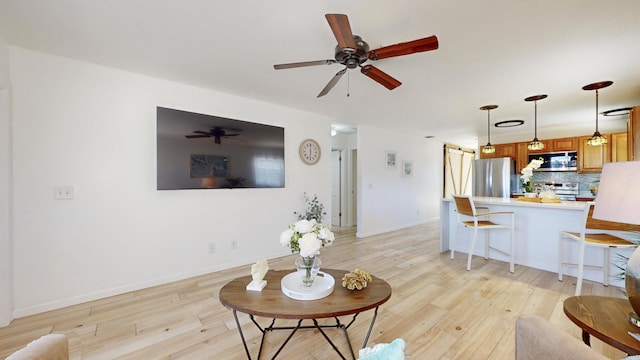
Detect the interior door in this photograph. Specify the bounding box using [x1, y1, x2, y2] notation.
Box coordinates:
[331, 150, 341, 226]
[444, 146, 474, 198]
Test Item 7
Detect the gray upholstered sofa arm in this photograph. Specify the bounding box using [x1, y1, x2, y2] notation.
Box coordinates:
[6, 333, 68, 360]
[516, 315, 608, 360]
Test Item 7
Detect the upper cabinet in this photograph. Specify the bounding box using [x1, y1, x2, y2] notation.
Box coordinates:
[611, 132, 628, 162]
[524, 137, 576, 154]
[516, 142, 529, 171]
[479, 143, 517, 159]
[577, 134, 610, 173]
[552, 137, 577, 151]
[629, 106, 640, 161]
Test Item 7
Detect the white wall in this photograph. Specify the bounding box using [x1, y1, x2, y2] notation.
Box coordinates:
[9, 47, 332, 317]
[0, 37, 12, 326]
[357, 126, 442, 237]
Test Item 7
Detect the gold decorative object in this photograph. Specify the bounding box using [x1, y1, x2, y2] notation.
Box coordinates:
[342, 269, 373, 290]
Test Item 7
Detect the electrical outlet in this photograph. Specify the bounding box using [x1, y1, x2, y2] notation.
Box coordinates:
[209, 242, 216, 254]
[54, 186, 74, 200]
[231, 240, 238, 250]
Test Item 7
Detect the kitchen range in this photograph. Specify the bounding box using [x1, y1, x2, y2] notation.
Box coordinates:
[533, 182, 579, 201]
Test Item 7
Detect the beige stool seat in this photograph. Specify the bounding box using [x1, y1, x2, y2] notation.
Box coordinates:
[451, 195, 515, 272]
[558, 201, 639, 295]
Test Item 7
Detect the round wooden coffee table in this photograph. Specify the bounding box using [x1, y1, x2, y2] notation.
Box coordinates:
[563, 295, 640, 355]
[219, 268, 392, 360]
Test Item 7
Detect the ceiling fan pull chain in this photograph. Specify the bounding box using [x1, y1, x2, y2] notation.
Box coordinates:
[347, 70, 350, 97]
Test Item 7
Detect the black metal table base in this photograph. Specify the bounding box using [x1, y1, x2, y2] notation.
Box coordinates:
[232, 306, 380, 360]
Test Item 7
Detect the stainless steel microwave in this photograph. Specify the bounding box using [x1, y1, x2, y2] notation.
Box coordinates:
[528, 151, 577, 172]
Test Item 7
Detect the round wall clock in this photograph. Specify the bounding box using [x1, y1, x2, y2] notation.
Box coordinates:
[299, 138, 321, 165]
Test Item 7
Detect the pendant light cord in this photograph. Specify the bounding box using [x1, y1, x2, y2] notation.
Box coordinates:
[534, 101, 538, 138]
[595, 89, 599, 132]
[487, 109, 491, 142]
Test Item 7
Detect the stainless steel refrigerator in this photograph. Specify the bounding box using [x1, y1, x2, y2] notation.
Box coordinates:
[472, 157, 517, 198]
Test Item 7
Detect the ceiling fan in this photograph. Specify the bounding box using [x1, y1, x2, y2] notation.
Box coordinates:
[274, 14, 439, 97]
[185, 127, 242, 145]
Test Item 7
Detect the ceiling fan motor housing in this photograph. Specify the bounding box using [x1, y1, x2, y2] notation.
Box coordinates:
[335, 35, 369, 69]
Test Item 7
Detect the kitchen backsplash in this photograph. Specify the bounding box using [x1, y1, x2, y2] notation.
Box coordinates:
[531, 172, 601, 197]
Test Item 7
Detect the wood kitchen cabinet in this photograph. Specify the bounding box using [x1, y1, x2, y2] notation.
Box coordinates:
[516, 142, 529, 171]
[629, 106, 640, 160]
[578, 134, 610, 173]
[496, 143, 517, 158]
[611, 132, 628, 162]
[479, 143, 517, 159]
[552, 137, 577, 151]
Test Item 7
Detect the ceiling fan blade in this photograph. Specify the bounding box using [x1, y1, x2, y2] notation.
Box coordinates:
[367, 35, 439, 60]
[274, 60, 336, 70]
[325, 14, 356, 51]
[360, 65, 401, 90]
[193, 130, 210, 135]
[317, 68, 347, 98]
[185, 135, 211, 139]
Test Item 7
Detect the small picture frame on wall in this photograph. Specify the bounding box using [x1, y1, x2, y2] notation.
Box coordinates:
[403, 160, 413, 176]
[385, 151, 397, 169]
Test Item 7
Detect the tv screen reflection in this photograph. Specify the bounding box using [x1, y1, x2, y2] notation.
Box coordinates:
[157, 107, 285, 190]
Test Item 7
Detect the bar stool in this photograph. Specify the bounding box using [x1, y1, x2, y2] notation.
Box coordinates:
[558, 202, 639, 295]
[450, 195, 516, 272]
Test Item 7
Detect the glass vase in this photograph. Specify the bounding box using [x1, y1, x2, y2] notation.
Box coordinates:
[295, 256, 321, 287]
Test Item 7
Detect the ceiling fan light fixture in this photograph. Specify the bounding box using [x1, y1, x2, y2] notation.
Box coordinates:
[525, 94, 547, 151]
[582, 81, 613, 147]
[480, 104, 498, 154]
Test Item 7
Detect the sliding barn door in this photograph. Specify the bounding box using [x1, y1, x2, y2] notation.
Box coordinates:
[443, 146, 474, 198]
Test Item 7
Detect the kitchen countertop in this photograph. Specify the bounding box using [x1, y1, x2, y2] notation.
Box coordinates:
[444, 196, 587, 210]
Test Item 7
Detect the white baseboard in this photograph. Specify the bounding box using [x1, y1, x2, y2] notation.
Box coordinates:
[12, 251, 284, 319]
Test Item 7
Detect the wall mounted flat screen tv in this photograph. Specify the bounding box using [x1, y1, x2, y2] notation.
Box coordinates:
[157, 107, 285, 190]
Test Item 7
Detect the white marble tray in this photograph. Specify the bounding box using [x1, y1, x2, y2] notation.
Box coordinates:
[280, 271, 335, 300]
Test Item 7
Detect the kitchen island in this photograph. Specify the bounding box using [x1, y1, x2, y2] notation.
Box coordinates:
[440, 197, 633, 287]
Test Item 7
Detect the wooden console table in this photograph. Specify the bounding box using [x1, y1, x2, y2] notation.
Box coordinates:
[563, 295, 640, 355]
[219, 268, 392, 360]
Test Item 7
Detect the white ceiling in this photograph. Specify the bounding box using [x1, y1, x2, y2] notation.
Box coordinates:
[1, 0, 639, 149]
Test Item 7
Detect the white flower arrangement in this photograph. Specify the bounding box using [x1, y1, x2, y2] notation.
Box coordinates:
[279, 219, 335, 258]
[520, 158, 544, 192]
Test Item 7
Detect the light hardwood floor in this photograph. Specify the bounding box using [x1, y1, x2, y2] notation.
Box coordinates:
[0, 222, 629, 359]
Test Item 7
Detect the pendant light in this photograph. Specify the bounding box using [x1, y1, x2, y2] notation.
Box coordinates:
[480, 105, 498, 154]
[525, 94, 547, 151]
[582, 81, 613, 146]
